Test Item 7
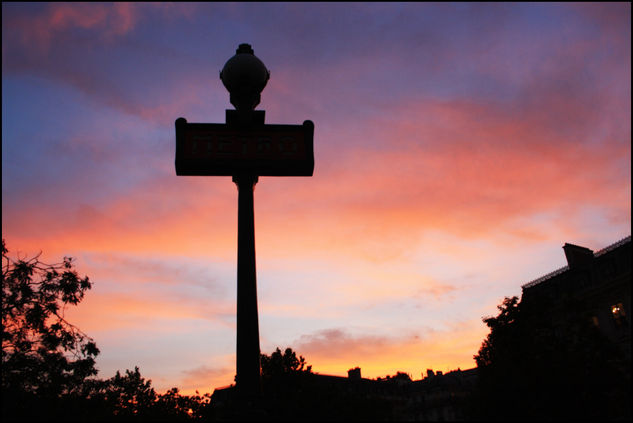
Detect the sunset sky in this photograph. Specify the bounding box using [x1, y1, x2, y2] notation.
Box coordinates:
[2, 2, 630, 395]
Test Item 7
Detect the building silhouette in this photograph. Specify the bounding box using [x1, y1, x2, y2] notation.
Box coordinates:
[210, 365, 478, 421]
[520, 236, 631, 357]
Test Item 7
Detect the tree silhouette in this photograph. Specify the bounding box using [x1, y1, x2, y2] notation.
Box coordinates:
[153, 387, 211, 421]
[471, 296, 630, 420]
[2, 240, 211, 421]
[260, 347, 312, 379]
[377, 371, 412, 382]
[474, 296, 521, 369]
[95, 367, 158, 419]
[253, 347, 394, 420]
[2, 239, 99, 418]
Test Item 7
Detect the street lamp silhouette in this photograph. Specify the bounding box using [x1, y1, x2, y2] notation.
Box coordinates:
[221, 44, 268, 398]
[220, 43, 270, 111]
[174, 43, 314, 400]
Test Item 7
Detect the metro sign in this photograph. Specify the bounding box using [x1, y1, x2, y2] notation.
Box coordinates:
[175, 117, 314, 176]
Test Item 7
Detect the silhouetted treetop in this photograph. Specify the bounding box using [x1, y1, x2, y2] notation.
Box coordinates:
[2, 239, 99, 398]
[471, 295, 630, 421]
[260, 347, 312, 379]
[2, 240, 213, 421]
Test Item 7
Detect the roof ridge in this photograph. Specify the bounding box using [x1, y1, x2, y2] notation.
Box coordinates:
[521, 265, 569, 289]
[521, 235, 631, 290]
[594, 235, 631, 257]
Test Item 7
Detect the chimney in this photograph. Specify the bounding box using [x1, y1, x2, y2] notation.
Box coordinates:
[348, 367, 361, 380]
[563, 243, 594, 268]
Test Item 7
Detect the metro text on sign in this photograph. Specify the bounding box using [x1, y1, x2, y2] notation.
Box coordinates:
[175, 118, 314, 177]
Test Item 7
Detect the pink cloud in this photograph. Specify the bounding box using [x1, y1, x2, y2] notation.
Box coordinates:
[570, 2, 631, 37]
[62, 288, 234, 334]
[293, 322, 487, 379]
[295, 329, 389, 361]
[4, 3, 200, 53]
[4, 88, 628, 268]
[2, 174, 239, 259]
[4, 3, 137, 55]
[2, 3, 209, 127]
[48, 3, 131, 35]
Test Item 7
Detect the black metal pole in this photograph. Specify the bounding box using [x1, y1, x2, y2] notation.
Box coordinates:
[233, 173, 262, 398]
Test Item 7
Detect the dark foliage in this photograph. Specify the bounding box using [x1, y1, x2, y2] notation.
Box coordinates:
[258, 347, 393, 420]
[260, 347, 312, 379]
[79, 367, 211, 421]
[470, 296, 631, 421]
[2, 241, 211, 421]
[376, 371, 412, 382]
[2, 240, 99, 407]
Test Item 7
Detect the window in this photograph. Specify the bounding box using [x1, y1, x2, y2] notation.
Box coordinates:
[611, 302, 625, 325]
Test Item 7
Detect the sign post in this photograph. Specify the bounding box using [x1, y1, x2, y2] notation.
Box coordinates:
[175, 44, 314, 399]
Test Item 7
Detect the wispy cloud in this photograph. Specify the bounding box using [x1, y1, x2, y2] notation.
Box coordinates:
[63, 289, 234, 334]
[293, 321, 487, 379]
